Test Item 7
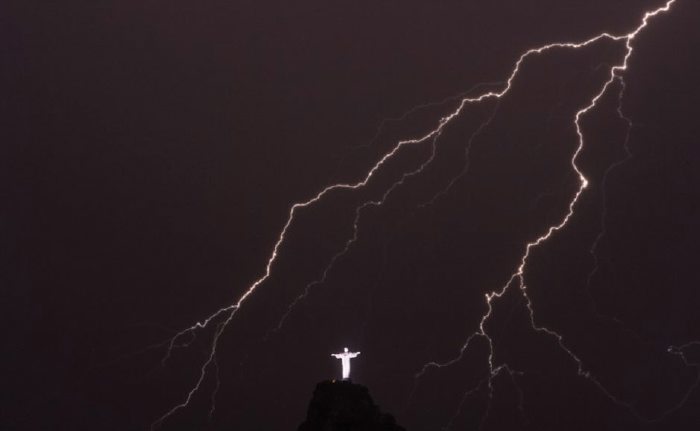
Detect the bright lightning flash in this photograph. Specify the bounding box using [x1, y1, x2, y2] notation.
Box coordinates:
[151, 1, 695, 428]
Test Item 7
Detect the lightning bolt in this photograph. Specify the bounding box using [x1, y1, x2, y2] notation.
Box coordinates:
[414, 0, 696, 427]
[151, 1, 691, 428]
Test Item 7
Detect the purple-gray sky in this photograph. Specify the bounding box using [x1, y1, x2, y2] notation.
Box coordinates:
[4, 1, 700, 430]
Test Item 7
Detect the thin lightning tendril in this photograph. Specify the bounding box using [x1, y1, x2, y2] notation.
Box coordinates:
[444, 375, 489, 431]
[579, 77, 650, 345]
[357, 81, 504, 152]
[153, 1, 689, 428]
[271, 132, 443, 334]
[208, 355, 220, 419]
[419, 99, 501, 209]
[585, 78, 634, 299]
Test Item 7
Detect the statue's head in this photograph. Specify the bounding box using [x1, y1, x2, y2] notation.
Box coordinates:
[344, 347, 349, 352]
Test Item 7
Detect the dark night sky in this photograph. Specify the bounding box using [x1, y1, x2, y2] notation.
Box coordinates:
[3, 1, 700, 430]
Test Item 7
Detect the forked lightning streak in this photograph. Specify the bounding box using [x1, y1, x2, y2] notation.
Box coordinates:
[152, 1, 689, 428]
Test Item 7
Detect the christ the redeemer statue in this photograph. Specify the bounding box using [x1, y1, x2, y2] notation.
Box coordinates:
[332, 347, 360, 380]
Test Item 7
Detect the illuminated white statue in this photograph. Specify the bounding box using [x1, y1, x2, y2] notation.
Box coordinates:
[331, 347, 360, 380]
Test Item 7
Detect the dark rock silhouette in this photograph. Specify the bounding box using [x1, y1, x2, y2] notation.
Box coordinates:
[297, 380, 406, 431]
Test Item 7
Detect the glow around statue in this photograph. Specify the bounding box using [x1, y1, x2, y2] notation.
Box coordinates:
[331, 347, 360, 380]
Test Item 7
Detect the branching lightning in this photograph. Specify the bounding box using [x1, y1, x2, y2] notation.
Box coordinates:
[414, 0, 697, 426]
[151, 1, 696, 428]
